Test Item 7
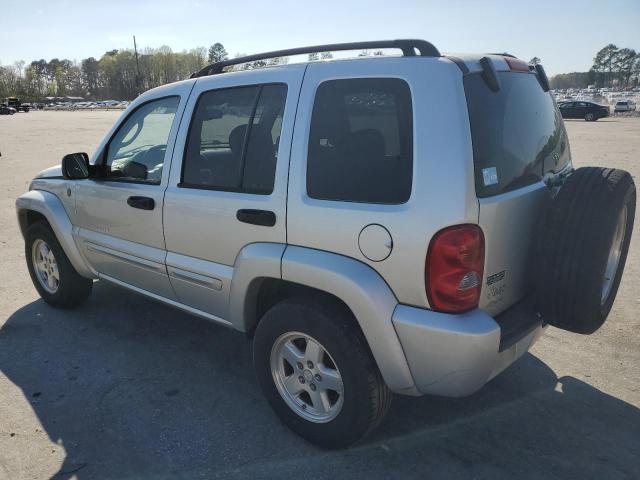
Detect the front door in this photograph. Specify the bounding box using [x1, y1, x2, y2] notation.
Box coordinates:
[561, 102, 576, 118]
[74, 93, 186, 298]
[575, 102, 589, 118]
[162, 66, 305, 319]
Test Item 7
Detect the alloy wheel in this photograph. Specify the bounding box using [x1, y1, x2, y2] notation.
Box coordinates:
[270, 331, 344, 423]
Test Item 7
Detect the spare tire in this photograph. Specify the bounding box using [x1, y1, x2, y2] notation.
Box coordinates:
[536, 167, 636, 334]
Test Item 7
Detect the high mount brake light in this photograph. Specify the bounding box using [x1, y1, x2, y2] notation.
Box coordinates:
[504, 57, 531, 72]
[426, 225, 485, 313]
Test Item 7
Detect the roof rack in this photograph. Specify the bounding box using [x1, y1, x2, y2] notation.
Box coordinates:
[487, 52, 517, 58]
[191, 39, 441, 78]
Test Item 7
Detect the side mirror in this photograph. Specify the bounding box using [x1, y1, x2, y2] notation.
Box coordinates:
[62, 152, 90, 179]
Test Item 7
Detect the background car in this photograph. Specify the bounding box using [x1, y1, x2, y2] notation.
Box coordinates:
[614, 100, 636, 113]
[558, 101, 609, 121]
[0, 104, 17, 115]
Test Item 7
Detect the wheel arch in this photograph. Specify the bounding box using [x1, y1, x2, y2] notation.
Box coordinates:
[230, 244, 418, 394]
[16, 190, 95, 278]
[245, 278, 357, 338]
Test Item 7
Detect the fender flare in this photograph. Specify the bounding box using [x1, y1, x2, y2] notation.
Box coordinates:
[228, 242, 286, 331]
[16, 190, 95, 278]
[281, 246, 417, 394]
[228, 243, 417, 394]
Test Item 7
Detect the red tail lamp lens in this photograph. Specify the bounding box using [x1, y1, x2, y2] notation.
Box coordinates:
[426, 225, 485, 313]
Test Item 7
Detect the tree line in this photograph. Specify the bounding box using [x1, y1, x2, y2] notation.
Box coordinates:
[0, 43, 231, 101]
[549, 44, 640, 90]
[0, 40, 326, 102]
[2, 41, 637, 101]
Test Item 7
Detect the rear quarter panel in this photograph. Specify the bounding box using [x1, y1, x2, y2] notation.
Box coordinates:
[286, 57, 478, 308]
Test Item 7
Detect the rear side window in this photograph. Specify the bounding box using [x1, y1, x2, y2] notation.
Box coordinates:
[182, 84, 287, 194]
[307, 78, 413, 204]
[464, 72, 570, 198]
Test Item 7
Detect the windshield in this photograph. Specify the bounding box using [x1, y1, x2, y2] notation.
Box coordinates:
[464, 71, 570, 198]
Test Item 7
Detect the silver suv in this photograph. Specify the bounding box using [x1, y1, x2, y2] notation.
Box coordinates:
[16, 40, 636, 448]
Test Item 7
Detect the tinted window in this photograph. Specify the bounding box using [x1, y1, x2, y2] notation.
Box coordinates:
[464, 72, 570, 198]
[307, 78, 413, 204]
[106, 96, 179, 183]
[182, 84, 287, 194]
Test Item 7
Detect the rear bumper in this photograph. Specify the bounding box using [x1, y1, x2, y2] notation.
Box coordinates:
[392, 301, 544, 397]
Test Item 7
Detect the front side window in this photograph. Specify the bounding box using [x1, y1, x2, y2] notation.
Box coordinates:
[182, 84, 287, 194]
[105, 96, 179, 183]
[307, 78, 413, 204]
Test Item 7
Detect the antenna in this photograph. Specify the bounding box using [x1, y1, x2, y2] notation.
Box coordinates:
[133, 35, 141, 94]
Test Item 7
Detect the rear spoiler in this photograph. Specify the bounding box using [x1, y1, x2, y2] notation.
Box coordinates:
[478, 55, 550, 93]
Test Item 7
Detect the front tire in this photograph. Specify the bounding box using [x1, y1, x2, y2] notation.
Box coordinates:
[585, 112, 595, 121]
[25, 221, 93, 308]
[253, 298, 391, 448]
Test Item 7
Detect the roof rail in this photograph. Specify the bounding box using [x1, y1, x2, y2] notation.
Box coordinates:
[487, 52, 517, 58]
[191, 39, 441, 78]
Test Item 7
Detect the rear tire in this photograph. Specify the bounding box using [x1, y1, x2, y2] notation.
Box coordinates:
[253, 298, 391, 448]
[25, 221, 93, 308]
[536, 167, 635, 334]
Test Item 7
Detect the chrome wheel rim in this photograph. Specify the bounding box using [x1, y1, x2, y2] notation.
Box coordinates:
[32, 239, 59, 294]
[586, 113, 594, 121]
[601, 206, 627, 305]
[270, 331, 344, 423]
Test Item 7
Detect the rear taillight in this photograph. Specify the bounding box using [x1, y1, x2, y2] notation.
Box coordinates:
[426, 225, 485, 313]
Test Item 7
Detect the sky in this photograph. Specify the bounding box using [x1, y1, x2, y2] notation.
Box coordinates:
[0, 0, 639, 76]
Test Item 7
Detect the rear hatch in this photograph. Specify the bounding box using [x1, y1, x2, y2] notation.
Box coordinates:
[464, 65, 572, 316]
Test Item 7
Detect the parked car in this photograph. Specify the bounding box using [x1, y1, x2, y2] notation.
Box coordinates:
[0, 104, 17, 115]
[15, 40, 636, 448]
[614, 100, 636, 113]
[558, 100, 609, 121]
[5, 96, 30, 112]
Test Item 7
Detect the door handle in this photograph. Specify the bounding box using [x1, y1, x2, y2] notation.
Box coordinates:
[236, 209, 276, 227]
[127, 196, 155, 210]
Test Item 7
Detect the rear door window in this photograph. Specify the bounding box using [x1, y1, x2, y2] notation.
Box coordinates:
[182, 84, 287, 194]
[464, 72, 570, 198]
[306, 78, 413, 204]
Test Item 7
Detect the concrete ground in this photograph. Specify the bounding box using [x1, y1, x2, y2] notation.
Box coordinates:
[0, 111, 638, 480]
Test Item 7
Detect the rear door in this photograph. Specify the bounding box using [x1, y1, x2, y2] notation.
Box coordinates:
[162, 65, 305, 319]
[464, 67, 572, 316]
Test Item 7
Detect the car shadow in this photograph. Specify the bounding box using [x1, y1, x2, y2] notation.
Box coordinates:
[1, 281, 638, 479]
[563, 118, 621, 123]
